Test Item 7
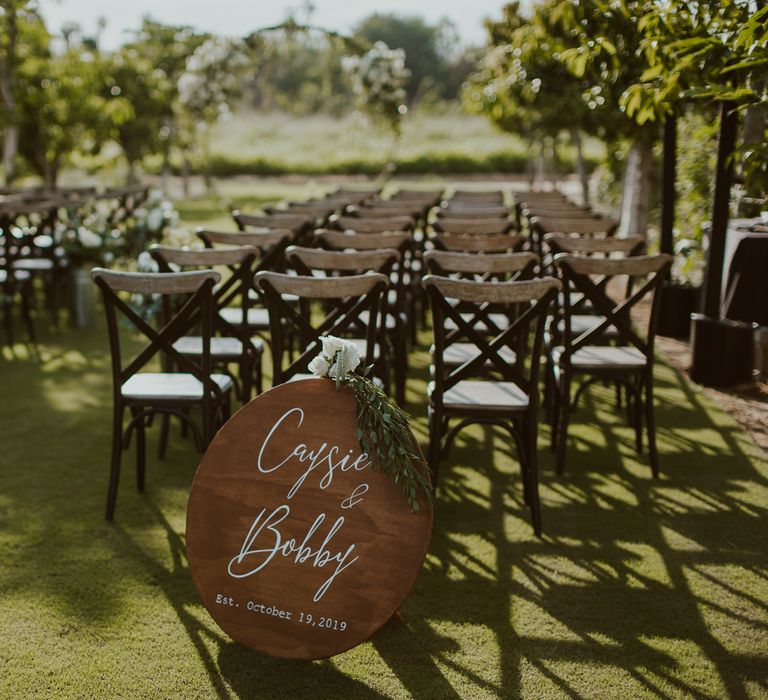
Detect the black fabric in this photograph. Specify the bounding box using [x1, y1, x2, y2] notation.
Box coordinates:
[723, 235, 768, 326]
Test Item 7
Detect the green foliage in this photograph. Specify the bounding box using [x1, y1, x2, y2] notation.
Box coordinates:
[353, 13, 458, 102]
[101, 48, 173, 170]
[466, 1, 594, 139]
[16, 44, 110, 186]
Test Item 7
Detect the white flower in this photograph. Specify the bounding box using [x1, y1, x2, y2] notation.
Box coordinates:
[308, 355, 331, 377]
[146, 208, 165, 232]
[137, 251, 159, 273]
[77, 227, 102, 249]
[308, 335, 361, 378]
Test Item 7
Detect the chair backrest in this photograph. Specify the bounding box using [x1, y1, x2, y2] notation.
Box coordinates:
[316, 229, 411, 253]
[150, 244, 257, 343]
[544, 234, 645, 257]
[423, 274, 559, 404]
[286, 245, 400, 276]
[254, 271, 388, 385]
[438, 204, 510, 218]
[554, 253, 673, 362]
[532, 216, 619, 236]
[232, 210, 310, 233]
[91, 267, 223, 407]
[424, 250, 538, 281]
[354, 205, 422, 219]
[334, 215, 414, 232]
[432, 233, 526, 254]
[433, 218, 515, 235]
[196, 228, 292, 273]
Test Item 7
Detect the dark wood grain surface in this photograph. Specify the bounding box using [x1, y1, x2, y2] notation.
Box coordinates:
[187, 378, 433, 659]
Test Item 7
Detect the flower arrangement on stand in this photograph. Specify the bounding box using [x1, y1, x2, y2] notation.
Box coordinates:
[123, 189, 179, 257]
[308, 336, 433, 512]
[342, 42, 410, 176]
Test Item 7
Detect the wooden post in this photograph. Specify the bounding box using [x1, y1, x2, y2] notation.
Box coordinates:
[700, 101, 737, 317]
[659, 113, 677, 256]
[690, 101, 753, 387]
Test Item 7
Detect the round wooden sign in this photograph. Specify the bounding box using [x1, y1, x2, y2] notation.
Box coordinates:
[186, 378, 433, 659]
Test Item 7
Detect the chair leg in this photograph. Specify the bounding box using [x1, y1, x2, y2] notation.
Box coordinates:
[555, 378, 570, 475]
[133, 408, 146, 492]
[427, 404, 443, 490]
[526, 419, 542, 537]
[633, 379, 643, 455]
[645, 377, 660, 478]
[241, 357, 253, 405]
[106, 405, 125, 520]
[158, 414, 170, 460]
[395, 344, 407, 406]
[549, 371, 560, 452]
[20, 284, 37, 345]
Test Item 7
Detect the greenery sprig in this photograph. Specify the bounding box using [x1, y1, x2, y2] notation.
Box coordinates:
[309, 339, 433, 512]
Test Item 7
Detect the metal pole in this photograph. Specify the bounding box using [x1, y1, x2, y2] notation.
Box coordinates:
[700, 101, 737, 318]
[659, 113, 677, 256]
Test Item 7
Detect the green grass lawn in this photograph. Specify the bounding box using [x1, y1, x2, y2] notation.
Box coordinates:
[1, 311, 767, 698]
[1, 186, 767, 698]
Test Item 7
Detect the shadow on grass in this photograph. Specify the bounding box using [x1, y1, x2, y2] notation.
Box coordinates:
[2, 319, 767, 697]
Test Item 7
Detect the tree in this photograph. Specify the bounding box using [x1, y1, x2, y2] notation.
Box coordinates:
[353, 14, 454, 103]
[102, 48, 173, 182]
[176, 36, 250, 191]
[0, 0, 39, 184]
[466, 1, 597, 202]
[16, 45, 110, 187]
[548, 0, 661, 236]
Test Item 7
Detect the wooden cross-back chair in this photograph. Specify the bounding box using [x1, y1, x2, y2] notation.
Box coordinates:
[432, 218, 515, 235]
[423, 274, 560, 536]
[0, 244, 36, 347]
[285, 245, 407, 403]
[316, 229, 418, 348]
[431, 233, 527, 254]
[196, 228, 293, 342]
[333, 215, 415, 233]
[529, 215, 619, 254]
[254, 270, 388, 387]
[150, 244, 263, 404]
[543, 234, 646, 339]
[92, 268, 234, 520]
[424, 250, 539, 373]
[437, 205, 510, 220]
[232, 210, 312, 243]
[549, 253, 672, 477]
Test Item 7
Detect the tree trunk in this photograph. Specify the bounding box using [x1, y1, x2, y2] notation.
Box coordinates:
[2, 125, 18, 185]
[202, 127, 213, 194]
[618, 136, 654, 238]
[571, 128, 590, 206]
[525, 134, 535, 188]
[182, 156, 190, 198]
[0, 5, 19, 185]
[126, 161, 137, 185]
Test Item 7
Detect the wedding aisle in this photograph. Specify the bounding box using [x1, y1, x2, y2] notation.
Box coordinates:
[1, 318, 766, 698]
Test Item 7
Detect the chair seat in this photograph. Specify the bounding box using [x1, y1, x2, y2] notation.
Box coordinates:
[437, 342, 516, 368]
[430, 379, 529, 411]
[552, 345, 647, 370]
[358, 309, 402, 331]
[348, 337, 381, 360]
[249, 289, 299, 303]
[288, 372, 385, 389]
[173, 336, 264, 357]
[219, 307, 270, 329]
[445, 313, 510, 333]
[0, 269, 31, 284]
[558, 315, 618, 337]
[12, 258, 55, 271]
[122, 372, 233, 401]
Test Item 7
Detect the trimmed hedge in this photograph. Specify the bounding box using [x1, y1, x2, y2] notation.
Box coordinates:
[175, 151, 600, 178]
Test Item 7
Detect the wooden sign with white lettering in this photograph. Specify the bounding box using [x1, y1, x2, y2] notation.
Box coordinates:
[186, 378, 433, 659]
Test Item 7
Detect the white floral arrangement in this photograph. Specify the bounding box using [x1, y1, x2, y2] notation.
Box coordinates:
[308, 335, 432, 511]
[342, 41, 410, 135]
[177, 37, 250, 125]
